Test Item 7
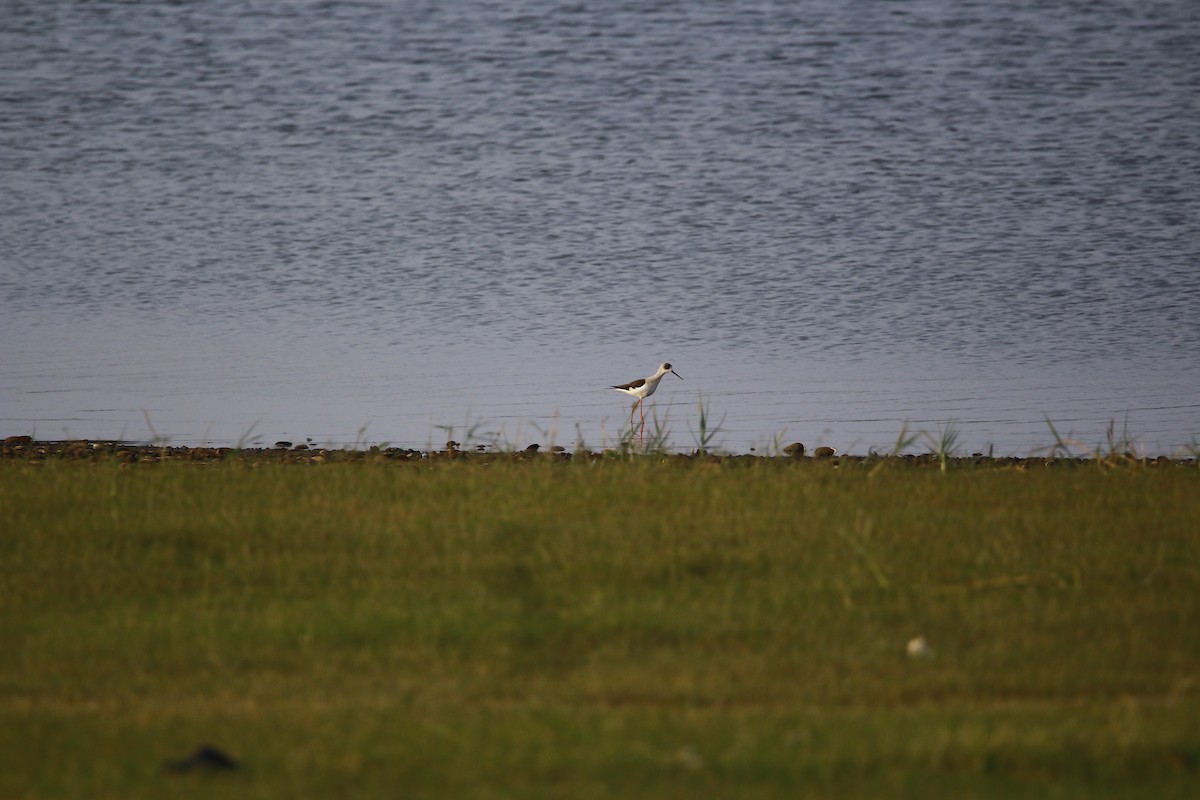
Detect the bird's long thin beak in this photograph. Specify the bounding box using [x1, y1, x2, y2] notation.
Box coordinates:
[671, 370, 682, 380]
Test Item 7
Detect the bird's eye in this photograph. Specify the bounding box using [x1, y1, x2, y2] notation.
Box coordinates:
[663, 363, 671, 369]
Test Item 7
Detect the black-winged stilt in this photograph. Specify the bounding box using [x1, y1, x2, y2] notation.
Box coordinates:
[611, 362, 682, 433]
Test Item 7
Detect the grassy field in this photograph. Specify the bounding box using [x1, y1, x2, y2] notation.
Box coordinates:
[2, 455, 1198, 798]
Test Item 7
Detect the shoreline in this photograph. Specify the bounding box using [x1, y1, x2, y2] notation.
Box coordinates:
[3, 436, 1194, 468]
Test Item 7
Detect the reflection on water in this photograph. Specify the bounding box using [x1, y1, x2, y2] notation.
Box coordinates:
[1, 1, 1197, 453]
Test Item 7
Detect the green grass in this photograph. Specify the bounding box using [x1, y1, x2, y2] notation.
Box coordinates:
[2, 458, 1198, 798]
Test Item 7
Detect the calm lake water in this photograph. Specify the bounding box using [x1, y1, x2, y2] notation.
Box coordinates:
[2, 0, 1198, 455]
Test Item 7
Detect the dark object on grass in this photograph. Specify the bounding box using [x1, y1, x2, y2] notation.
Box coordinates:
[783, 442, 805, 458]
[164, 745, 240, 773]
[814, 446, 836, 459]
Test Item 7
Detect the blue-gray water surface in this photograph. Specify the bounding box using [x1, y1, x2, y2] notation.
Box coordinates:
[2, 0, 1198, 454]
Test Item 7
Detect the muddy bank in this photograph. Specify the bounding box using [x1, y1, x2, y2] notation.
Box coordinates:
[2, 436, 1193, 468]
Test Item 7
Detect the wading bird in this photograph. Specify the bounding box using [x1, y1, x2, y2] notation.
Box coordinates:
[611, 362, 682, 434]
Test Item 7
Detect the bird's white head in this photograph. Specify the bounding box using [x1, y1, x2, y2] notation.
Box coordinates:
[659, 363, 682, 380]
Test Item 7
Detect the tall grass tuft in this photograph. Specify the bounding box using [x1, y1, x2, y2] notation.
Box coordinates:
[686, 396, 726, 456]
[924, 422, 961, 473]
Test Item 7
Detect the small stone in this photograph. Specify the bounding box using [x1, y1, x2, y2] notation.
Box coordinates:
[906, 636, 934, 659]
[783, 442, 805, 458]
